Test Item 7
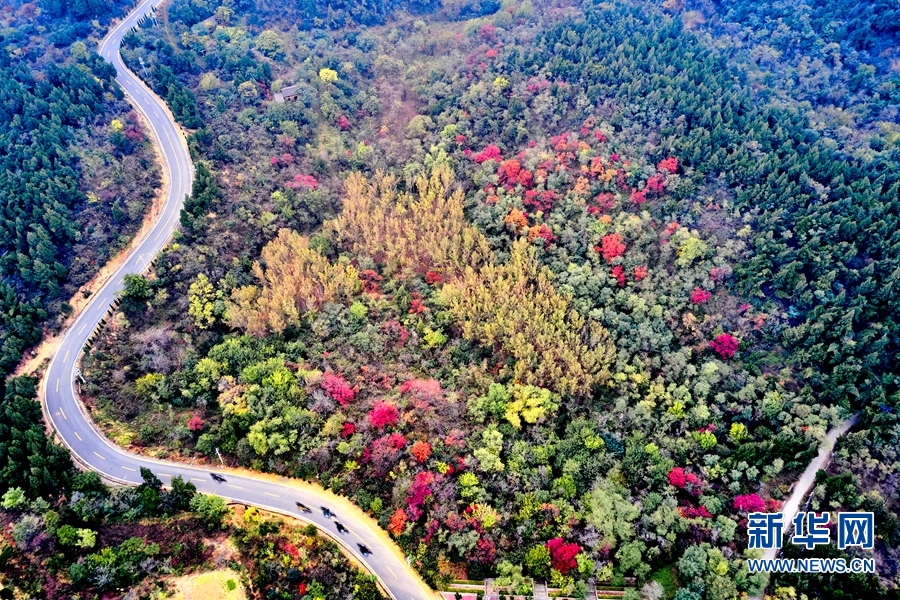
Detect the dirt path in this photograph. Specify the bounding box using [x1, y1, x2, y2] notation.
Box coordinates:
[752, 414, 858, 598]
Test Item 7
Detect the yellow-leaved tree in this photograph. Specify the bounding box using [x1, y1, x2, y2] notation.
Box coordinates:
[324, 164, 492, 280]
[440, 238, 614, 397]
[226, 228, 359, 336]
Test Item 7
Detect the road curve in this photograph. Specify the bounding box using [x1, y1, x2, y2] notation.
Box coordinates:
[42, 3, 433, 599]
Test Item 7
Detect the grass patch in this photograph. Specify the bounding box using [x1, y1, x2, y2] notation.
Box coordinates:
[649, 565, 679, 599]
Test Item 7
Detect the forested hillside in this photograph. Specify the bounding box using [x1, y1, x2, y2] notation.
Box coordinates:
[56, 0, 900, 597]
[0, 2, 160, 375]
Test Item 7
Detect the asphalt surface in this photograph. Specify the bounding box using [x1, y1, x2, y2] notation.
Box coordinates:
[42, 2, 433, 598]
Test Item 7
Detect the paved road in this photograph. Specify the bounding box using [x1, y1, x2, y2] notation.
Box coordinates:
[42, 3, 433, 599]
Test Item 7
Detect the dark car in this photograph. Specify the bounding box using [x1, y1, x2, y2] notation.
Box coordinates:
[295, 501, 312, 513]
[335, 522, 349, 534]
[358, 544, 372, 556]
[321, 506, 334, 518]
[210, 473, 226, 483]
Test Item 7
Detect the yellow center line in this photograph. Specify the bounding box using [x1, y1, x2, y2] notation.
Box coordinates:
[74, 431, 82, 441]
[191, 478, 205, 483]
[385, 565, 398, 579]
[159, 473, 172, 477]
[60, 408, 67, 420]
[122, 466, 136, 472]
[264, 492, 280, 498]
[93, 451, 106, 460]
[227, 485, 243, 490]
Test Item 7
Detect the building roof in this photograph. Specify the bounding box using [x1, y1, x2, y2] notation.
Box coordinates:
[274, 84, 299, 103]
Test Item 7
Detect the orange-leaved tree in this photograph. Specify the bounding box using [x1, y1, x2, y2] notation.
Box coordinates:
[226, 228, 360, 336]
[324, 165, 492, 281]
[440, 239, 615, 397]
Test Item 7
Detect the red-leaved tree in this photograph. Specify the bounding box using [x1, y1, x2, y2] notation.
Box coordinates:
[388, 507, 408, 536]
[668, 467, 687, 489]
[473, 144, 503, 164]
[545, 538, 580, 575]
[691, 288, 713, 303]
[601, 233, 626, 262]
[323, 373, 355, 406]
[368, 401, 399, 429]
[633, 265, 648, 281]
[657, 157, 678, 173]
[410, 440, 432, 463]
[710, 333, 739, 359]
[733, 493, 766, 513]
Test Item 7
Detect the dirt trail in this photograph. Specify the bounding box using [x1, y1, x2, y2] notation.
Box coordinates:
[770, 414, 858, 557]
[752, 414, 858, 598]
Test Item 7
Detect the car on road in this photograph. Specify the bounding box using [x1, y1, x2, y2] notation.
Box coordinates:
[335, 522, 348, 534]
[295, 501, 312, 513]
[358, 544, 372, 556]
[321, 506, 334, 518]
[210, 473, 226, 483]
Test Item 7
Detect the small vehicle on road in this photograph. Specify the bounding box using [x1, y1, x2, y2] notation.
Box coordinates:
[335, 522, 349, 534]
[358, 544, 372, 556]
[295, 502, 312, 513]
[210, 473, 226, 483]
[321, 506, 334, 518]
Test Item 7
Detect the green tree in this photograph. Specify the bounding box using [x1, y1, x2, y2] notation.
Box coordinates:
[353, 572, 382, 600]
[121, 274, 151, 309]
[180, 162, 220, 234]
[255, 30, 284, 57]
[525, 544, 552, 580]
[190, 493, 229, 529]
[0, 377, 74, 498]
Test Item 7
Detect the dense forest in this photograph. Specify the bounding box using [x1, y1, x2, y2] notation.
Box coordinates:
[74, 0, 900, 597]
[3, 0, 900, 597]
[0, 1, 160, 375]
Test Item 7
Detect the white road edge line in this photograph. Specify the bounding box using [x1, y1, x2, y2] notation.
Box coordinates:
[44, 4, 434, 598]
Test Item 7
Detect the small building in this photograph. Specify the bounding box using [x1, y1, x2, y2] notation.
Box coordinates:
[273, 84, 300, 103]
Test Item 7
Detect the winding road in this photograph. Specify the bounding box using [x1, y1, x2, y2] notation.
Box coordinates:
[41, 2, 434, 599]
